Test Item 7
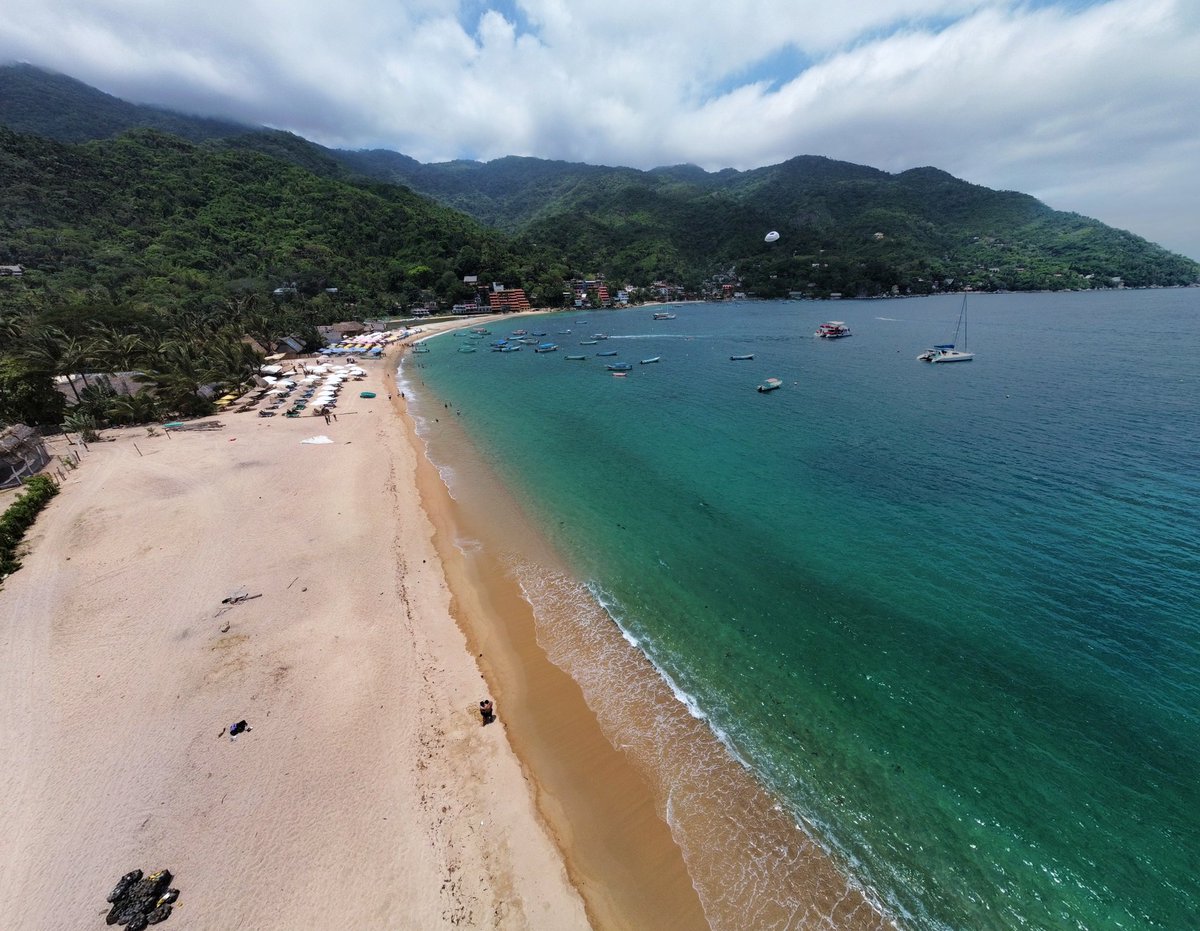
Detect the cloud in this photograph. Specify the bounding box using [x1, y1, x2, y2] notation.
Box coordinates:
[1, 0, 1198, 258]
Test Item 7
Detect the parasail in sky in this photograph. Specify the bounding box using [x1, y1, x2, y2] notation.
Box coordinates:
[764, 230, 780, 243]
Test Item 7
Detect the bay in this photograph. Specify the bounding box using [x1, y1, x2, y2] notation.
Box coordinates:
[403, 289, 1200, 930]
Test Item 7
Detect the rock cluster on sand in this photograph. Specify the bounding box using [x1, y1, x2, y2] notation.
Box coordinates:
[104, 869, 178, 928]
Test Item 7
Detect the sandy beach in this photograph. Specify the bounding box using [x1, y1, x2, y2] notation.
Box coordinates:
[0, 319, 594, 928]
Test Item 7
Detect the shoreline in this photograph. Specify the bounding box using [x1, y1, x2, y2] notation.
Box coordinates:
[395, 317, 895, 930]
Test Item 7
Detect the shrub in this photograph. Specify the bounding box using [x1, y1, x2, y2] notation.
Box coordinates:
[0, 475, 60, 579]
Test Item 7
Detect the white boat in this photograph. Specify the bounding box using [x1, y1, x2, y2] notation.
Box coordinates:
[920, 297, 974, 363]
[652, 312, 677, 320]
[815, 321, 851, 338]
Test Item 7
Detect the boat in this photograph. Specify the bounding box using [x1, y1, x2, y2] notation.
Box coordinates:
[757, 377, 783, 393]
[458, 346, 477, 353]
[565, 354, 587, 360]
[509, 329, 527, 337]
[611, 372, 628, 378]
[531, 331, 547, 337]
[652, 312, 677, 320]
[580, 340, 598, 345]
[607, 362, 633, 372]
[534, 343, 559, 353]
[597, 350, 618, 357]
[500, 345, 522, 352]
[640, 356, 661, 364]
[815, 321, 852, 339]
[729, 354, 754, 361]
[470, 328, 491, 335]
[557, 330, 572, 335]
[921, 296, 975, 363]
[592, 334, 609, 340]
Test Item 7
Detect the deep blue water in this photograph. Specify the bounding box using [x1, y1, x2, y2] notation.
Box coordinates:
[404, 290, 1200, 929]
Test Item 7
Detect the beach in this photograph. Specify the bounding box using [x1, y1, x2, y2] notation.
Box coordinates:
[0, 319, 595, 928]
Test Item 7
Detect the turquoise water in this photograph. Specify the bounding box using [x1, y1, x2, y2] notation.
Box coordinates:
[404, 290, 1200, 930]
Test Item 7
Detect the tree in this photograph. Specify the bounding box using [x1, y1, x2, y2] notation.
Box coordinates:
[0, 358, 66, 426]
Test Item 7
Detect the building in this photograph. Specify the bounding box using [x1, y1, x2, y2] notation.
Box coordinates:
[0, 264, 24, 277]
[487, 285, 531, 313]
[0, 425, 51, 488]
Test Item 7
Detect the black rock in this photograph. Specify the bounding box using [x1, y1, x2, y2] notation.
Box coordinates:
[107, 870, 143, 903]
[146, 904, 172, 924]
[105, 902, 123, 925]
[126, 915, 149, 931]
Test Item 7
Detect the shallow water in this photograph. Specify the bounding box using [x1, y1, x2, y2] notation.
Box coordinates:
[404, 290, 1200, 930]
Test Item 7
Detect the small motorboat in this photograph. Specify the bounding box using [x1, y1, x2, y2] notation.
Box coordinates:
[640, 356, 661, 364]
[607, 362, 633, 372]
[730, 354, 754, 361]
[757, 378, 783, 393]
[597, 350, 618, 357]
[565, 354, 587, 360]
[534, 343, 559, 353]
[580, 340, 599, 345]
[652, 312, 677, 320]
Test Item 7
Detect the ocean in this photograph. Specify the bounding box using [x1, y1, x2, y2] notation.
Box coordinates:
[399, 289, 1200, 930]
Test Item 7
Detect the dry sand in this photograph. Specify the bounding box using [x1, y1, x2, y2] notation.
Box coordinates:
[0, 324, 591, 928]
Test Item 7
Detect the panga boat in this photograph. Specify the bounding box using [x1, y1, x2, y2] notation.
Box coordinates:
[757, 377, 783, 393]
[597, 350, 618, 357]
[652, 312, 677, 320]
[534, 343, 559, 353]
[565, 354, 587, 360]
[611, 372, 628, 378]
[607, 362, 633, 372]
[730, 354, 754, 361]
[500, 345, 522, 352]
[580, 340, 599, 345]
[640, 356, 661, 364]
[458, 346, 477, 353]
[815, 321, 852, 338]
[509, 329, 528, 337]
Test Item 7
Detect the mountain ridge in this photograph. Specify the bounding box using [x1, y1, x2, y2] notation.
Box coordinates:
[1, 62, 1196, 299]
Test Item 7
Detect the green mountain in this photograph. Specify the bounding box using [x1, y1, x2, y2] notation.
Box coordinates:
[0, 63, 248, 143]
[0, 124, 564, 312]
[346, 153, 1199, 295]
[1, 63, 1197, 301]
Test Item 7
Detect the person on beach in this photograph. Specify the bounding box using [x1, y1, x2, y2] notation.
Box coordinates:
[479, 699, 494, 725]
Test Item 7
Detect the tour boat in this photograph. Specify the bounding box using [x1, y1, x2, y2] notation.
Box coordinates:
[815, 321, 852, 338]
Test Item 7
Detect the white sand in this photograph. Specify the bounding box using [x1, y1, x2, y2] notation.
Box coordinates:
[0, 332, 589, 928]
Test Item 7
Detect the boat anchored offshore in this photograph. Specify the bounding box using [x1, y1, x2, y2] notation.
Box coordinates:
[597, 350, 618, 357]
[640, 356, 661, 364]
[652, 312, 677, 320]
[730, 354, 754, 361]
[815, 321, 852, 339]
[534, 343, 559, 353]
[565, 354, 587, 360]
[607, 362, 633, 372]
[757, 377, 783, 393]
[920, 296, 974, 363]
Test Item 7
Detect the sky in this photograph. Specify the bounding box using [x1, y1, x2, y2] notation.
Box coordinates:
[3, 0, 1198, 260]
